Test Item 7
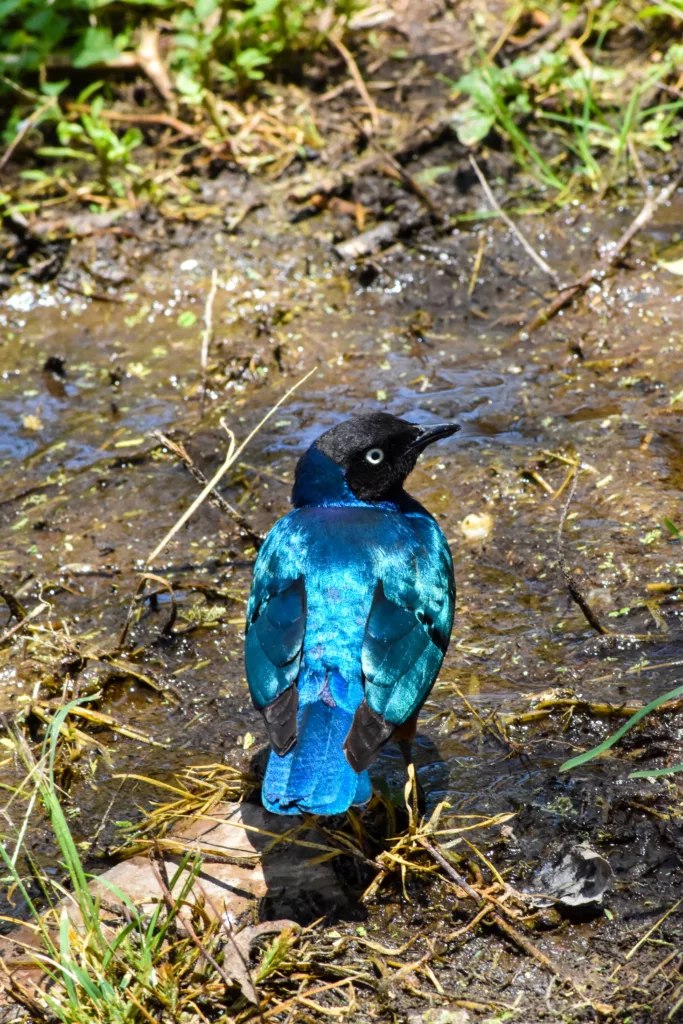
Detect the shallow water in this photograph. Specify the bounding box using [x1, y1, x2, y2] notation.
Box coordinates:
[1, 186, 682, 846]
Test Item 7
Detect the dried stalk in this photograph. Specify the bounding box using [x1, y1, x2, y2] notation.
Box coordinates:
[329, 34, 379, 131]
[469, 156, 560, 287]
[152, 431, 265, 548]
[199, 268, 219, 419]
[147, 367, 316, 567]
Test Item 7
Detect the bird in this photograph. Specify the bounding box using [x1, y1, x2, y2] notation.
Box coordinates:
[244, 412, 459, 816]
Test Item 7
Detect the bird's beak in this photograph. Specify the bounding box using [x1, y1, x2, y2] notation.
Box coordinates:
[410, 422, 460, 454]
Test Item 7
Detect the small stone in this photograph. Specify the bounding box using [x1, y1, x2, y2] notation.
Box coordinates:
[459, 512, 493, 543]
[22, 414, 43, 431]
[408, 1009, 470, 1024]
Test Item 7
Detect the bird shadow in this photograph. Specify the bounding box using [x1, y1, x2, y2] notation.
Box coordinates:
[243, 731, 448, 926]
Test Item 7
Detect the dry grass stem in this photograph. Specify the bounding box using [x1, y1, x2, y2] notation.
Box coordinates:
[329, 32, 379, 130]
[469, 156, 560, 286]
[199, 268, 219, 418]
[147, 366, 316, 567]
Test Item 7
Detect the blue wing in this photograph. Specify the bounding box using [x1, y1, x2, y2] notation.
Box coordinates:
[245, 520, 306, 754]
[344, 512, 454, 771]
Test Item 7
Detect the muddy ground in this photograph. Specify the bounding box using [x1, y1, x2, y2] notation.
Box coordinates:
[1, 3, 683, 1022]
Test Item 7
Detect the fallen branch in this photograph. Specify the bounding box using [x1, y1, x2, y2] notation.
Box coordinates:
[514, 165, 683, 340]
[0, 601, 49, 647]
[152, 431, 265, 548]
[469, 156, 560, 287]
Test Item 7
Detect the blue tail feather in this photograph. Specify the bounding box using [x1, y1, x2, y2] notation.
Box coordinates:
[262, 701, 371, 815]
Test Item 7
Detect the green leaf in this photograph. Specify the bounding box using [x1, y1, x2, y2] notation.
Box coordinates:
[412, 165, 454, 186]
[72, 27, 121, 68]
[452, 109, 495, 146]
[59, 908, 78, 1006]
[77, 80, 105, 104]
[236, 47, 272, 78]
[664, 517, 682, 538]
[455, 68, 498, 109]
[560, 680, 683, 772]
[174, 69, 204, 103]
[41, 79, 68, 97]
[37, 146, 97, 161]
[177, 310, 197, 327]
[638, 1, 683, 18]
[195, 0, 220, 19]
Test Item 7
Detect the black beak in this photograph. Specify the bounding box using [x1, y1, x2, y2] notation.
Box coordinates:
[410, 422, 460, 454]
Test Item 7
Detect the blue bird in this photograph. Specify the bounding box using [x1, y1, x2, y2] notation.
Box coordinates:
[245, 413, 458, 816]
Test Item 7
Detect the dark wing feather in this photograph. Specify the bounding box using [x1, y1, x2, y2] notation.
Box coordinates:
[344, 574, 451, 772]
[245, 576, 306, 755]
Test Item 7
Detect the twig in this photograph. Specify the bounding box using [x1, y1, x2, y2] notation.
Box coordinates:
[329, 34, 379, 131]
[149, 853, 252, 1005]
[146, 367, 316, 567]
[67, 104, 198, 138]
[115, 574, 150, 650]
[419, 838, 565, 980]
[136, 25, 176, 111]
[487, 3, 524, 61]
[199, 268, 219, 420]
[469, 156, 560, 287]
[139, 572, 177, 635]
[57, 281, 124, 304]
[153, 431, 265, 548]
[225, 200, 265, 234]
[0, 601, 48, 646]
[622, 897, 683, 966]
[468, 231, 488, 296]
[556, 465, 611, 636]
[0, 99, 55, 175]
[514, 164, 683, 340]
[350, 116, 442, 220]
[508, 13, 560, 52]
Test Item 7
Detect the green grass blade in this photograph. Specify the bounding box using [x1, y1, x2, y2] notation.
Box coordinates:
[664, 517, 682, 539]
[560, 681, 683, 771]
[630, 763, 683, 778]
[0, 842, 59, 957]
[58, 907, 78, 1006]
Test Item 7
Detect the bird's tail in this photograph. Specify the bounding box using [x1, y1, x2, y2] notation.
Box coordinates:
[262, 700, 371, 815]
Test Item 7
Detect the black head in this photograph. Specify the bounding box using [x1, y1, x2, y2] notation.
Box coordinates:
[311, 412, 460, 503]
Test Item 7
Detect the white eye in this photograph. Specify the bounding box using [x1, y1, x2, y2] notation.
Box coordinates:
[365, 448, 384, 465]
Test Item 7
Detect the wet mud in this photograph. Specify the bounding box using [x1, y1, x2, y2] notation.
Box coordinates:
[1, 152, 683, 1019]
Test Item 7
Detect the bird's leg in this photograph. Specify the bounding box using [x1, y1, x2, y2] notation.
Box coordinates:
[395, 716, 426, 815]
[397, 736, 414, 769]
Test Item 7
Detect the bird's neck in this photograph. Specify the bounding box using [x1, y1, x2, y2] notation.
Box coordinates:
[292, 446, 402, 510]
